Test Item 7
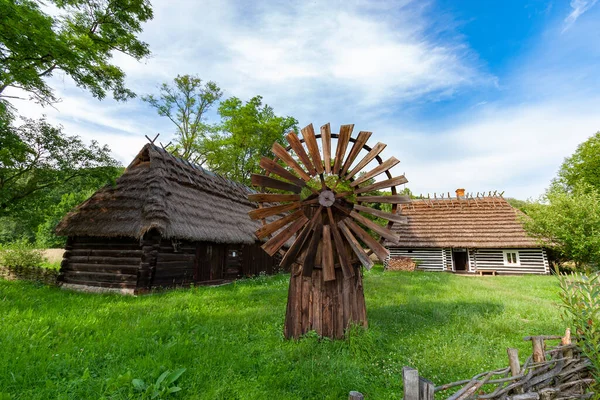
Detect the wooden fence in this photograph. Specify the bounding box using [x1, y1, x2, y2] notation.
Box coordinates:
[349, 330, 594, 400]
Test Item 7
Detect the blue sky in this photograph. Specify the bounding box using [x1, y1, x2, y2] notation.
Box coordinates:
[13, 0, 600, 199]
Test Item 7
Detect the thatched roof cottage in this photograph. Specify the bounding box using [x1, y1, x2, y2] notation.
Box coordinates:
[385, 189, 549, 275]
[56, 143, 279, 294]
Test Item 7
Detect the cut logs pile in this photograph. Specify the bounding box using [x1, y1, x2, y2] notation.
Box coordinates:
[386, 256, 416, 272]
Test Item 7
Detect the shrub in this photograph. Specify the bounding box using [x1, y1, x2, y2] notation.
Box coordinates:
[0, 239, 46, 269]
[557, 271, 600, 393]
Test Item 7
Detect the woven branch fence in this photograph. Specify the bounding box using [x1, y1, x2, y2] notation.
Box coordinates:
[349, 329, 595, 400]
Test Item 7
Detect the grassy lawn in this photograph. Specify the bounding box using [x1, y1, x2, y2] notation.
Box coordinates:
[0, 268, 562, 399]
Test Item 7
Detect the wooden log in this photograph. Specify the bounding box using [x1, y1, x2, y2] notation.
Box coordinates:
[261, 216, 309, 256]
[350, 157, 400, 187]
[562, 328, 573, 359]
[321, 123, 332, 174]
[353, 204, 408, 224]
[350, 210, 400, 243]
[354, 175, 408, 194]
[251, 174, 302, 193]
[403, 367, 420, 400]
[287, 131, 317, 176]
[259, 157, 306, 187]
[255, 210, 305, 240]
[532, 337, 546, 363]
[248, 202, 301, 220]
[340, 131, 372, 177]
[333, 124, 353, 175]
[248, 193, 301, 203]
[272, 142, 311, 182]
[349, 391, 364, 400]
[345, 142, 387, 179]
[301, 123, 324, 174]
[507, 348, 524, 394]
[356, 195, 412, 204]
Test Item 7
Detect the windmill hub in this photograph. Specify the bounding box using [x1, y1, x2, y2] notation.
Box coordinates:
[318, 190, 336, 207]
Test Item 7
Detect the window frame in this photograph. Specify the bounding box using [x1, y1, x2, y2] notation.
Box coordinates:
[502, 250, 521, 266]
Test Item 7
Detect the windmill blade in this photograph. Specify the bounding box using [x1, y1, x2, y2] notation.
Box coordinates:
[262, 216, 309, 256]
[280, 207, 323, 268]
[350, 210, 399, 244]
[321, 225, 335, 281]
[333, 124, 354, 175]
[259, 157, 306, 187]
[251, 174, 303, 193]
[302, 221, 323, 277]
[350, 157, 400, 187]
[248, 193, 301, 203]
[338, 220, 374, 270]
[248, 202, 301, 220]
[339, 131, 372, 177]
[286, 131, 317, 176]
[353, 204, 408, 224]
[301, 124, 324, 175]
[344, 218, 390, 262]
[344, 142, 387, 179]
[272, 142, 311, 182]
[356, 195, 411, 204]
[326, 207, 354, 278]
[354, 175, 408, 194]
[254, 209, 305, 239]
[321, 123, 332, 174]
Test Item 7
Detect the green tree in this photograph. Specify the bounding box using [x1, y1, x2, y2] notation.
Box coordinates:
[205, 96, 297, 185]
[0, 0, 153, 107]
[142, 75, 223, 163]
[554, 131, 600, 192]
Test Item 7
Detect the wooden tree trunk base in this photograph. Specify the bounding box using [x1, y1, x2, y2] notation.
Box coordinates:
[284, 264, 367, 339]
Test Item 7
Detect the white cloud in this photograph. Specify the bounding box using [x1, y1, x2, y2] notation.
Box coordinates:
[563, 0, 598, 32]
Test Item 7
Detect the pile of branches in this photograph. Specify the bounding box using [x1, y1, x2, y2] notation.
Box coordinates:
[436, 342, 594, 400]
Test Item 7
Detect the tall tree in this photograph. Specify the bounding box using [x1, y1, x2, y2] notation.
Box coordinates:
[142, 75, 222, 163]
[554, 131, 600, 192]
[205, 96, 297, 184]
[0, 0, 153, 107]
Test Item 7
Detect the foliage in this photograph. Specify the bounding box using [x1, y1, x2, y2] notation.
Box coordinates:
[523, 184, 600, 270]
[554, 131, 600, 192]
[142, 75, 222, 163]
[131, 368, 187, 399]
[0, 238, 46, 268]
[205, 96, 297, 184]
[0, 0, 153, 108]
[506, 197, 529, 213]
[557, 271, 600, 391]
[0, 269, 562, 398]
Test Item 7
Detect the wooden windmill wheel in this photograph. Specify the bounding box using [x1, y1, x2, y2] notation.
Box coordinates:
[248, 123, 410, 339]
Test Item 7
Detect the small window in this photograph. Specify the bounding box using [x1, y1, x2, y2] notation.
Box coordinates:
[503, 251, 520, 266]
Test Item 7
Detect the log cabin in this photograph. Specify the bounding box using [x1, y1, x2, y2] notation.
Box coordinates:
[55, 143, 280, 294]
[384, 189, 550, 275]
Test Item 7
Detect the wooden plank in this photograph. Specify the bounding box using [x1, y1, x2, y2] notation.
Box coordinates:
[403, 367, 420, 400]
[280, 207, 323, 268]
[340, 131, 372, 177]
[261, 216, 309, 256]
[350, 210, 399, 243]
[259, 157, 306, 187]
[419, 377, 435, 400]
[272, 142, 311, 182]
[356, 195, 411, 204]
[251, 174, 302, 193]
[312, 269, 322, 335]
[353, 204, 408, 224]
[248, 202, 301, 220]
[321, 123, 332, 174]
[354, 175, 408, 194]
[345, 142, 387, 179]
[301, 123, 324, 174]
[255, 209, 305, 239]
[248, 193, 301, 203]
[350, 157, 400, 187]
[302, 221, 323, 277]
[338, 220, 374, 270]
[321, 225, 335, 282]
[287, 131, 316, 176]
[333, 124, 353, 175]
[327, 208, 354, 278]
[344, 218, 389, 262]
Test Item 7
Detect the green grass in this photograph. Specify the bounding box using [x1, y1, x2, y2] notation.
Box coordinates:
[0, 268, 562, 399]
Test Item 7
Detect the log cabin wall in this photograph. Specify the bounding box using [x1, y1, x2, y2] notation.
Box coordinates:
[239, 242, 283, 277]
[60, 236, 143, 291]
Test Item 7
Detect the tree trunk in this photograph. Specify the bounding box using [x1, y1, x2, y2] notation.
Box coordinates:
[284, 263, 367, 339]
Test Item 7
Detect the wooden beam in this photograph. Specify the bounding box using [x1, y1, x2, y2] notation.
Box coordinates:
[356, 195, 411, 204]
[254, 209, 305, 239]
[248, 193, 301, 203]
[248, 202, 301, 220]
[354, 175, 408, 194]
[259, 157, 306, 187]
[287, 131, 316, 176]
[272, 142, 311, 182]
[353, 204, 408, 224]
[344, 217, 389, 262]
[301, 123, 324, 174]
[340, 131, 372, 177]
[327, 208, 354, 278]
[333, 124, 353, 175]
[338, 220, 374, 270]
[262, 216, 308, 256]
[251, 174, 302, 193]
[321, 123, 332, 174]
[350, 157, 400, 187]
[345, 142, 387, 179]
[350, 210, 399, 243]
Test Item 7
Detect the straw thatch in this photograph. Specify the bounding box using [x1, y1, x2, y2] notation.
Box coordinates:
[56, 144, 261, 244]
[386, 196, 539, 248]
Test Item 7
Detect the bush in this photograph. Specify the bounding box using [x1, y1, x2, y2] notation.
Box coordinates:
[557, 271, 600, 392]
[0, 239, 47, 269]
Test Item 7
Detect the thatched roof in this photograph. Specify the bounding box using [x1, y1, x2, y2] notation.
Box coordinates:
[56, 144, 261, 244]
[386, 196, 539, 248]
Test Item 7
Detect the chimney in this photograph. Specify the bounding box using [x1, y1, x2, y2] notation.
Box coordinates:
[455, 188, 465, 198]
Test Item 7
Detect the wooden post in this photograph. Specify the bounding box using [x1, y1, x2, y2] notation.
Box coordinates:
[507, 348, 523, 394]
[419, 377, 435, 400]
[561, 328, 573, 359]
[348, 391, 364, 400]
[532, 337, 545, 363]
[403, 367, 420, 400]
